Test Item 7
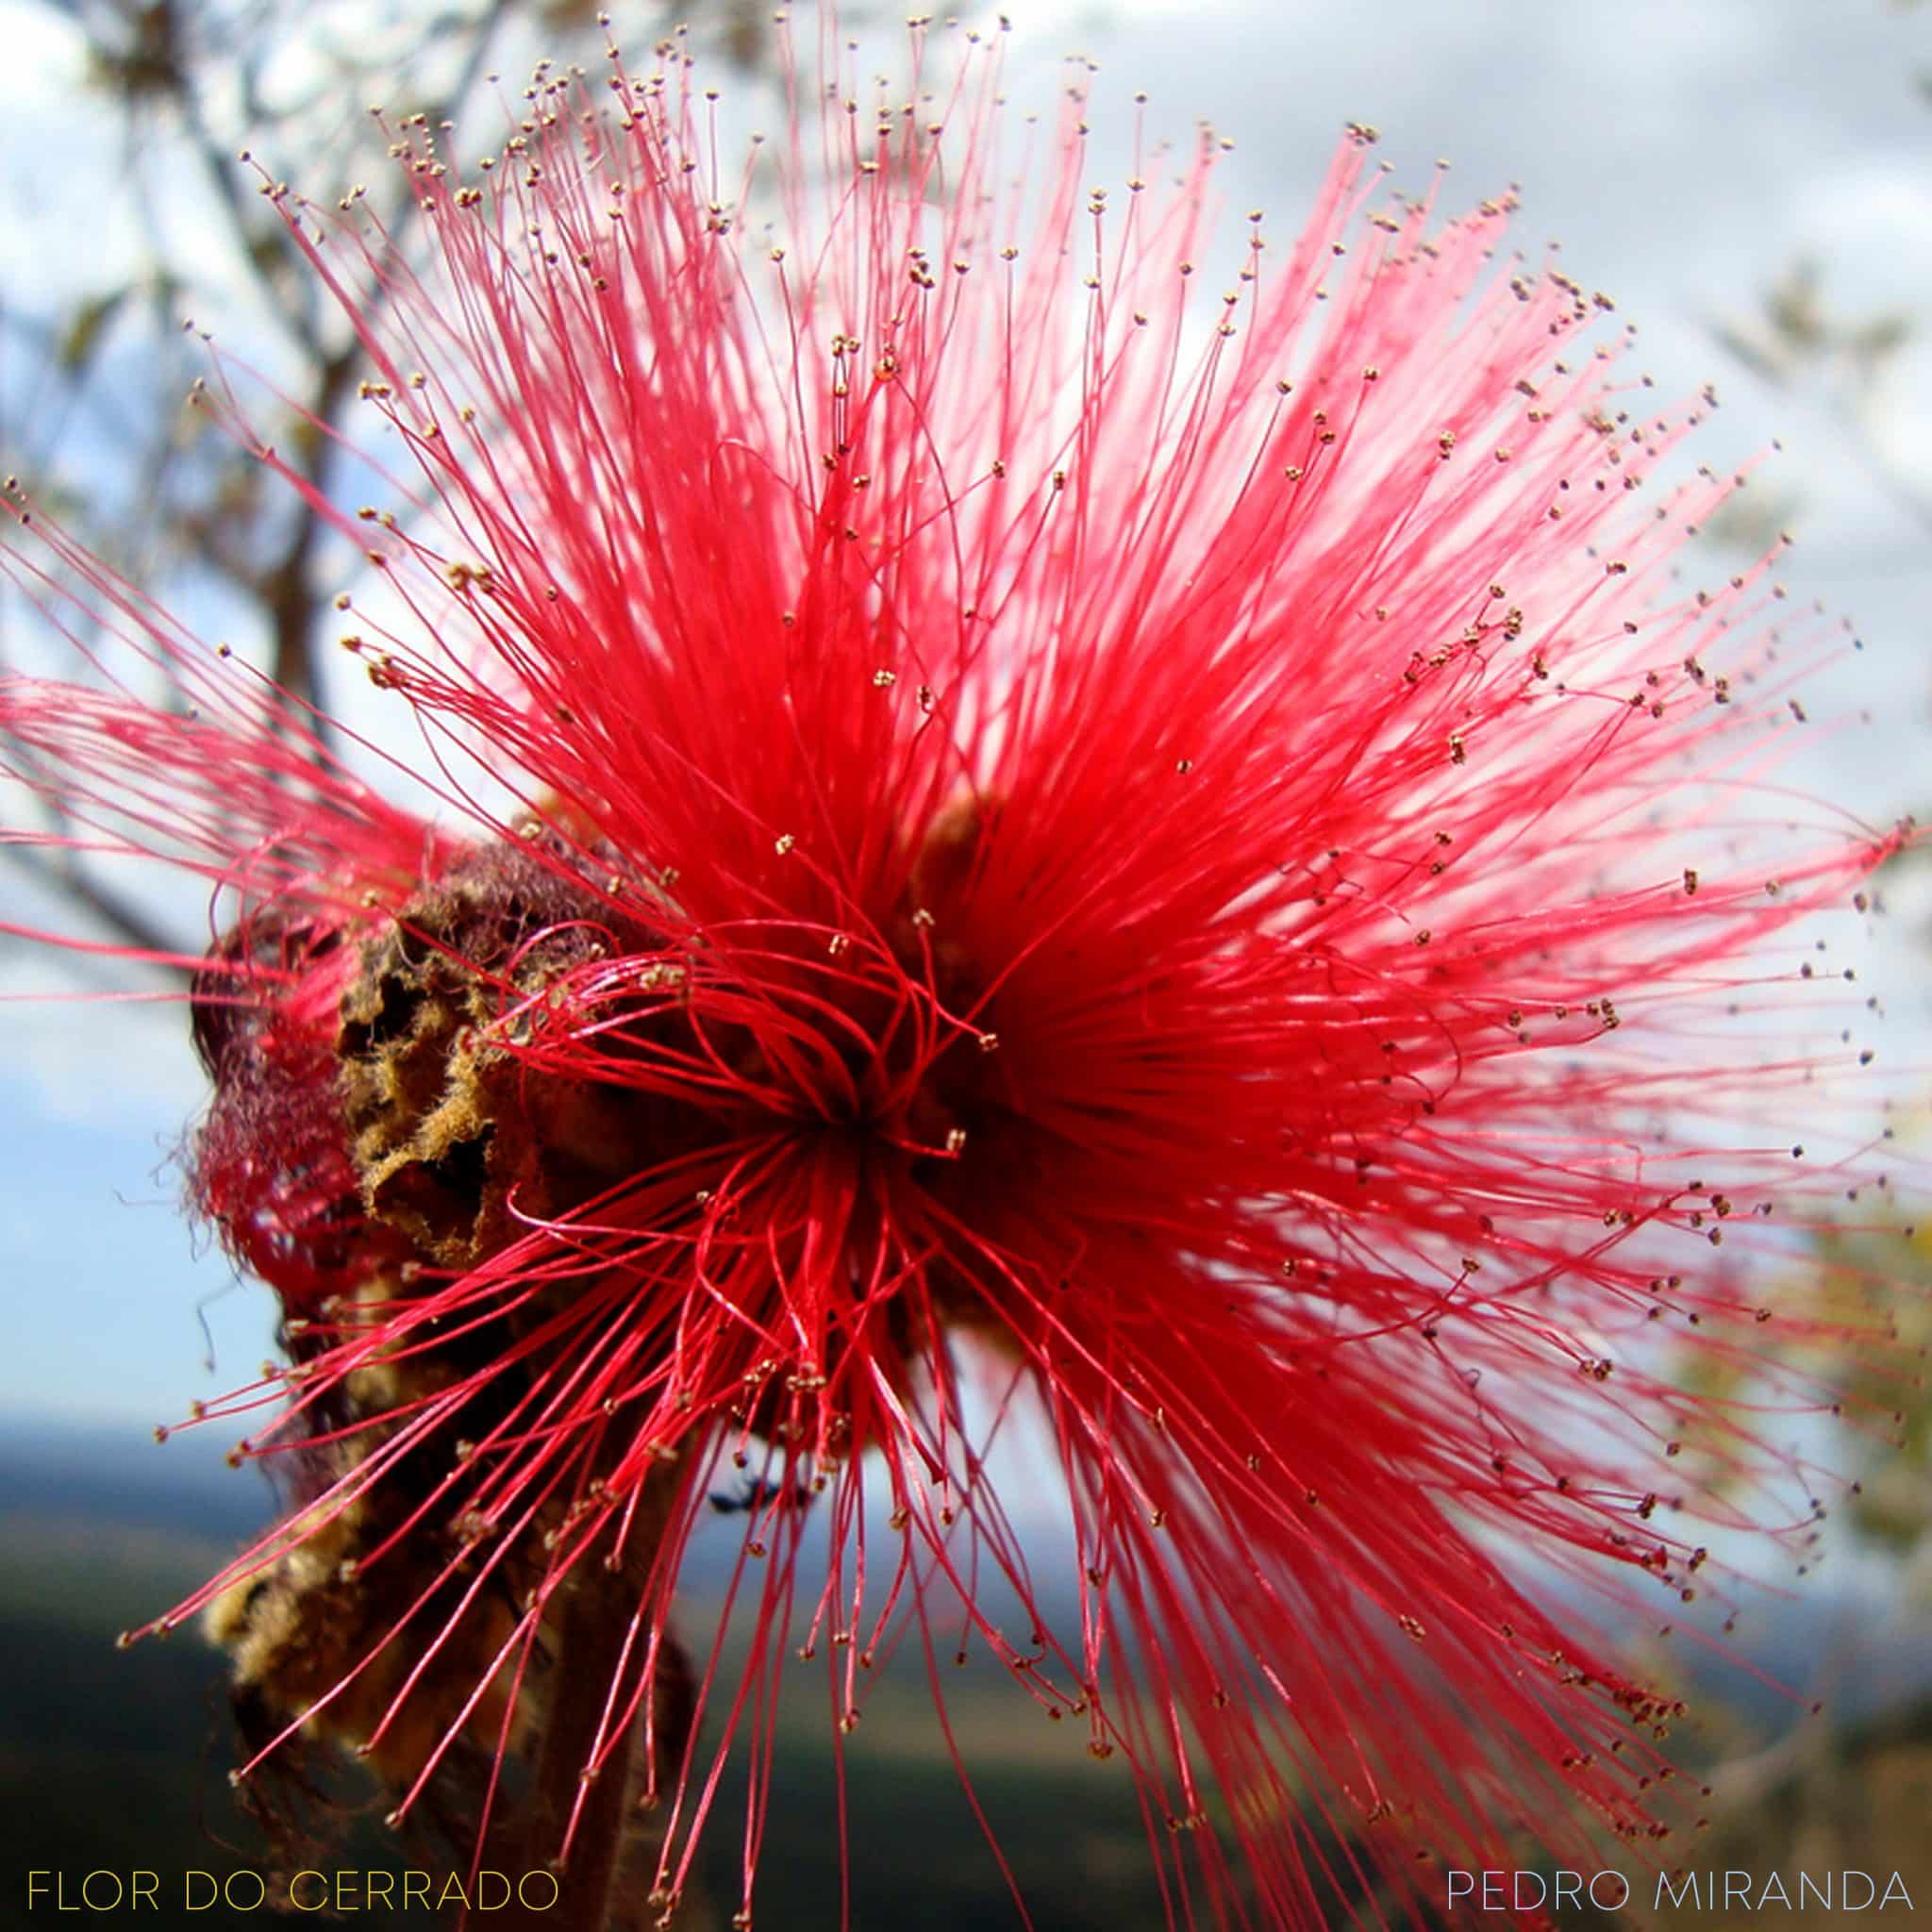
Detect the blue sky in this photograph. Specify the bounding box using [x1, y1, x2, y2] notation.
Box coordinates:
[2, 0, 1929, 1454]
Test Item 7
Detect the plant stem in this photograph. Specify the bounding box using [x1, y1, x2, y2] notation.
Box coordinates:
[495, 1565, 701, 1930]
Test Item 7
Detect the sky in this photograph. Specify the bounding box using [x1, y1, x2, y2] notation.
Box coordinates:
[0, 0, 1928, 1461]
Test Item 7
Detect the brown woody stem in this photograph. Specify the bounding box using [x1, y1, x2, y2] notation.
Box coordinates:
[495, 1570, 699, 1932]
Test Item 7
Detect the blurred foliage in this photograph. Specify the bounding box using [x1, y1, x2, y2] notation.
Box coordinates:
[1, 0, 781, 961]
[1707, 256, 1928, 550]
[1713, 258, 1914, 392]
[1701, 50, 1932, 1594]
[1808, 1200, 1932, 1571]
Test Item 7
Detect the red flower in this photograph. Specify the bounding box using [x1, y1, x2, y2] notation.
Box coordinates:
[0, 21, 1907, 1929]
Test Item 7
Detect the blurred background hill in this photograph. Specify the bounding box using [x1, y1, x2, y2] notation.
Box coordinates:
[2, 1417, 1930, 1926]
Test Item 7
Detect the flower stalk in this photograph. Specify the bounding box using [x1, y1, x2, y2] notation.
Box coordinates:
[512, 1575, 696, 1932]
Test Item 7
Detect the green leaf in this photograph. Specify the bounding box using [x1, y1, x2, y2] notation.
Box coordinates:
[56, 288, 133, 376]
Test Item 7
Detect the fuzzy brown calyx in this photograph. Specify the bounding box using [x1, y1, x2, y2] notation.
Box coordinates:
[206, 1412, 534, 1790]
[338, 839, 680, 1269]
[208, 1389, 697, 1863]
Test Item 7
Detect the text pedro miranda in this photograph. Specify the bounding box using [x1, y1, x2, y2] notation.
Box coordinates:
[1447, 1869, 1916, 1913]
[25, 1871, 558, 1913]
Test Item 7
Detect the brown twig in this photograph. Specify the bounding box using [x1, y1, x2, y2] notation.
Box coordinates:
[494, 1477, 706, 1932]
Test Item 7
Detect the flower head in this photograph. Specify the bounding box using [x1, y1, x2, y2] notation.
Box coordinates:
[0, 18, 1910, 1929]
